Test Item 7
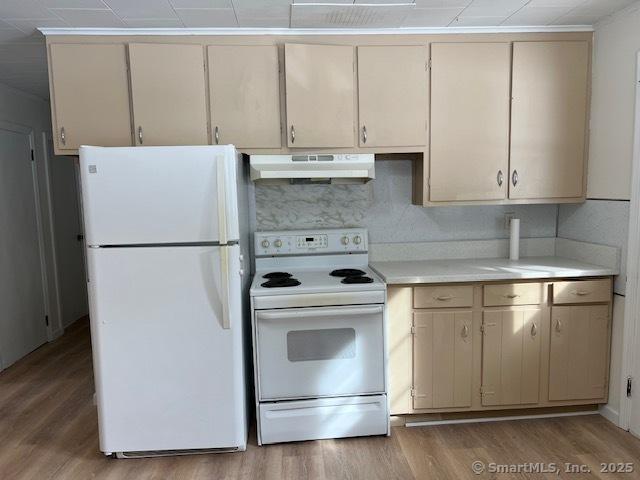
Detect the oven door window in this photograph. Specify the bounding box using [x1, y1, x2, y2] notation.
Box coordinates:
[287, 328, 356, 362]
[256, 305, 384, 400]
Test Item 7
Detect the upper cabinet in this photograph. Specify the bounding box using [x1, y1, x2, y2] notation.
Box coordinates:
[357, 46, 428, 148]
[509, 41, 589, 200]
[49, 44, 132, 154]
[208, 46, 281, 149]
[128, 43, 208, 146]
[284, 44, 355, 148]
[429, 43, 511, 202]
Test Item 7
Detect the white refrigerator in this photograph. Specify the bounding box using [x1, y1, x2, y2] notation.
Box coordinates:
[79, 145, 249, 457]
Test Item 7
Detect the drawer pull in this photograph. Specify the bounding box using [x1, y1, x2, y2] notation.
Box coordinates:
[531, 323, 538, 337]
[574, 290, 591, 296]
[461, 324, 469, 338]
[504, 293, 520, 299]
[555, 319, 562, 332]
[435, 295, 454, 301]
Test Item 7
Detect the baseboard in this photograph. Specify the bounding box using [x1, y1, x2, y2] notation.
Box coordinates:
[49, 328, 64, 341]
[405, 410, 599, 427]
[599, 404, 621, 427]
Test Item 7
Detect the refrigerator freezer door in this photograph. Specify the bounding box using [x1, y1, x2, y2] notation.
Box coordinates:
[87, 245, 246, 453]
[79, 145, 240, 246]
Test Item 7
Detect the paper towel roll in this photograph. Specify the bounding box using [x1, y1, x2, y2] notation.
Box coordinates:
[510, 218, 520, 261]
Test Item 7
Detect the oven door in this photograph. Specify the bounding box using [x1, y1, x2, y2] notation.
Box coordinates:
[255, 305, 385, 401]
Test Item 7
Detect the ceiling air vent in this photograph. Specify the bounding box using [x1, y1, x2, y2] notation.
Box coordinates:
[291, 3, 415, 28]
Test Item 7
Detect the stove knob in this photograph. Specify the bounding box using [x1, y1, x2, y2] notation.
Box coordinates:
[274, 239, 283, 248]
[261, 239, 270, 248]
[353, 235, 362, 245]
[341, 236, 350, 245]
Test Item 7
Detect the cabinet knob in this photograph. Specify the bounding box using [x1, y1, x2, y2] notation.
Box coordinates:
[60, 127, 66, 146]
[555, 319, 562, 332]
[531, 323, 538, 337]
[214, 126, 220, 145]
[290, 125, 295, 144]
[497, 170, 503, 187]
[512, 169, 519, 187]
[362, 125, 367, 144]
[461, 324, 469, 338]
[138, 126, 143, 145]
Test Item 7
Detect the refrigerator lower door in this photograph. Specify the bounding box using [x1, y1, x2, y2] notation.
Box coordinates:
[87, 245, 246, 454]
[80, 145, 240, 246]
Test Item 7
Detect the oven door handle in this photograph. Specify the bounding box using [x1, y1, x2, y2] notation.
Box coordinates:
[257, 306, 383, 320]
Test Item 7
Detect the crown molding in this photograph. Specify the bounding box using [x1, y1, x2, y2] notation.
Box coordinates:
[38, 25, 594, 37]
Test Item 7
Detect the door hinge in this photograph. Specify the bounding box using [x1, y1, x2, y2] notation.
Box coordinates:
[480, 323, 485, 333]
[410, 388, 416, 397]
[410, 325, 416, 335]
[627, 376, 633, 398]
[30, 149, 34, 161]
[45, 315, 49, 327]
[428, 58, 432, 70]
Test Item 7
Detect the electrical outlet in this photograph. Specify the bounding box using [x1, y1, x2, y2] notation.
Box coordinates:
[504, 212, 516, 230]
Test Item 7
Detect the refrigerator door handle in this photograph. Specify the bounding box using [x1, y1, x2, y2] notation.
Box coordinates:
[220, 246, 230, 329]
[216, 155, 228, 245]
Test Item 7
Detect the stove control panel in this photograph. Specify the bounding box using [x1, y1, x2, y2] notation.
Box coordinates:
[254, 228, 368, 257]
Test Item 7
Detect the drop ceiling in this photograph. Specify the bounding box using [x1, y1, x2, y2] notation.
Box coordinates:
[0, 0, 637, 100]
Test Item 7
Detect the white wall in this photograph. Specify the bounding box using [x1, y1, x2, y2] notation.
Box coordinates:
[588, 1, 640, 199]
[0, 82, 64, 339]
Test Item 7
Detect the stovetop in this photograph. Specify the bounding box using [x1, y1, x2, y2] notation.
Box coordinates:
[250, 266, 385, 297]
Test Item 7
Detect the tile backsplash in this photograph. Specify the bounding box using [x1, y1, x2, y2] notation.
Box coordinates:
[254, 159, 558, 243]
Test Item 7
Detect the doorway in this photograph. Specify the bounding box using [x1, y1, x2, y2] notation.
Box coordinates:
[0, 122, 48, 370]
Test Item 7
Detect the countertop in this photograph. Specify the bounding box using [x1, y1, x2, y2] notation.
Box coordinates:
[370, 256, 618, 285]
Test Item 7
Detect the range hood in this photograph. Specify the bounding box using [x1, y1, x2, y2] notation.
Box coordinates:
[249, 153, 375, 184]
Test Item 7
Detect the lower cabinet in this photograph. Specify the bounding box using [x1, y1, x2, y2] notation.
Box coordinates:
[481, 308, 541, 406]
[549, 305, 609, 401]
[412, 310, 473, 409]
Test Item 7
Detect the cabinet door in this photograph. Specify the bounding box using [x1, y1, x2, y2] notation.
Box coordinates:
[129, 44, 208, 146]
[429, 43, 511, 202]
[208, 45, 281, 149]
[49, 44, 132, 153]
[481, 309, 541, 406]
[413, 311, 473, 409]
[357, 46, 428, 147]
[509, 41, 589, 200]
[284, 44, 355, 148]
[549, 305, 609, 401]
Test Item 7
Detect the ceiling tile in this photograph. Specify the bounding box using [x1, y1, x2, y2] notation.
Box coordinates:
[415, 0, 470, 6]
[571, 0, 636, 15]
[293, 0, 353, 3]
[450, 14, 507, 25]
[123, 17, 184, 27]
[401, 7, 464, 26]
[291, 3, 413, 27]
[38, 0, 108, 7]
[461, 0, 529, 17]
[102, 0, 177, 19]
[552, 12, 602, 24]
[169, 0, 232, 7]
[6, 18, 70, 34]
[234, 5, 291, 18]
[236, 15, 290, 27]
[0, 0, 59, 19]
[51, 8, 126, 27]
[502, 5, 573, 25]
[526, 0, 583, 6]
[354, 0, 416, 3]
[175, 8, 238, 26]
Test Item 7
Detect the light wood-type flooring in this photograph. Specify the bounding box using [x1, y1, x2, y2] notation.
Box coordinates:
[2, 319, 640, 479]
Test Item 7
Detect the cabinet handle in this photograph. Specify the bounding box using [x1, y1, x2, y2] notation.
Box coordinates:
[512, 169, 519, 186]
[504, 293, 520, 299]
[531, 323, 538, 337]
[138, 126, 143, 145]
[435, 295, 454, 301]
[497, 170, 503, 187]
[461, 324, 469, 338]
[574, 290, 591, 296]
[290, 125, 295, 144]
[362, 125, 367, 144]
[214, 126, 220, 145]
[60, 127, 66, 146]
[555, 319, 562, 332]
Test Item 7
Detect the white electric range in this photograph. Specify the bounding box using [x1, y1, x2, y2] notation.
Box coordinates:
[250, 228, 389, 445]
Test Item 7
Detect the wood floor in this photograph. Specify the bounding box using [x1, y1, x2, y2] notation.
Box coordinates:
[2, 319, 640, 480]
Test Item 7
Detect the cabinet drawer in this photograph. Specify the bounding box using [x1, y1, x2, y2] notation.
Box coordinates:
[552, 279, 611, 305]
[484, 283, 543, 306]
[413, 285, 473, 309]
